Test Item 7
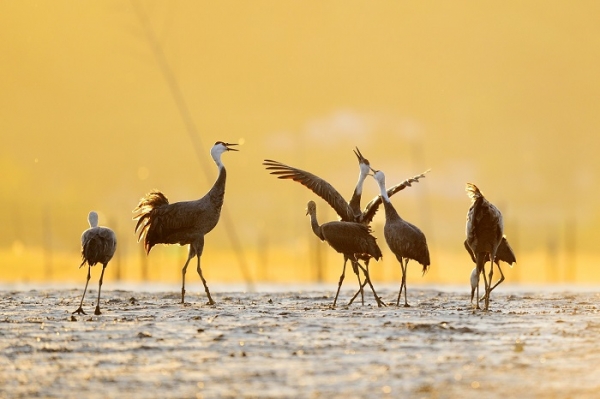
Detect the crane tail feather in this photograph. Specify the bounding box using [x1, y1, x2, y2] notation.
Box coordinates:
[132, 190, 170, 254]
[466, 183, 484, 201]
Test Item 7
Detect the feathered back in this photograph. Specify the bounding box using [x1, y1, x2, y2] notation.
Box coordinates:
[132, 190, 170, 253]
[81, 227, 116, 267]
[320, 221, 383, 261]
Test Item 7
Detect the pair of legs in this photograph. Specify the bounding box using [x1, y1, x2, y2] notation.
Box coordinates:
[348, 259, 386, 307]
[332, 255, 364, 307]
[181, 240, 214, 305]
[396, 257, 411, 307]
[73, 263, 107, 316]
[474, 250, 498, 310]
[350, 256, 413, 307]
[471, 262, 505, 304]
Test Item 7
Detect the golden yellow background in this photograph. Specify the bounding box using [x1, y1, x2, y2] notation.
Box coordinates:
[1, 1, 599, 286]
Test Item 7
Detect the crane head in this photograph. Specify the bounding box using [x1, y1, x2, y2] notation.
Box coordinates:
[369, 169, 386, 185]
[213, 141, 239, 152]
[353, 147, 371, 168]
[305, 200, 317, 216]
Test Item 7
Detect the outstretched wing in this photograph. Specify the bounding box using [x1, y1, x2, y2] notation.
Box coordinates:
[263, 159, 355, 221]
[361, 169, 430, 225]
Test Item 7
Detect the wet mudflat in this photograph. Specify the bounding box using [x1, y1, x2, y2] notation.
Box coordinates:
[1, 286, 599, 398]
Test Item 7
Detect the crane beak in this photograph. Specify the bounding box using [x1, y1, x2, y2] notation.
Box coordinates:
[224, 143, 239, 151]
[353, 147, 368, 163]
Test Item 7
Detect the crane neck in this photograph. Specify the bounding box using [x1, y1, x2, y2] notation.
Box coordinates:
[88, 212, 99, 228]
[212, 151, 225, 170]
[208, 160, 227, 207]
[307, 211, 324, 240]
[376, 178, 391, 203]
[377, 177, 401, 220]
[349, 173, 367, 215]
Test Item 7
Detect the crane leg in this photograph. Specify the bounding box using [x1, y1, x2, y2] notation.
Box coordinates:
[484, 250, 497, 310]
[94, 264, 107, 315]
[482, 261, 491, 311]
[349, 259, 384, 306]
[73, 265, 91, 315]
[487, 263, 505, 296]
[403, 259, 410, 307]
[474, 254, 485, 310]
[351, 259, 365, 306]
[180, 250, 194, 304]
[354, 261, 386, 307]
[332, 258, 348, 308]
[396, 258, 406, 306]
[479, 262, 496, 302]
[196, 255, 215, 305]
[396, 258, 410, 307]
[348, 261, 368, 306]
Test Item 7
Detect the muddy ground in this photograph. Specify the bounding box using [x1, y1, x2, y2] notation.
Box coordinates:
[1, 285, 599, 398]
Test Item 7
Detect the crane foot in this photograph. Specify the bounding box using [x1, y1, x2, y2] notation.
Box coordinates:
[72, 307, 87, 315]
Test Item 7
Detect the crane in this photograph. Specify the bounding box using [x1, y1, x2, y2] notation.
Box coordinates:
[370, 169, 430, 307]
[465, 183, 504, 310]
[306, 200, 383, 307]
[73, 211, 117, 315]
[133, 141, 238, 305]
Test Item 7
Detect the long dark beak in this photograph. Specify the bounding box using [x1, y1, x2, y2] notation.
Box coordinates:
[353, 147, 365, 162]
[225, 143, 239, 151]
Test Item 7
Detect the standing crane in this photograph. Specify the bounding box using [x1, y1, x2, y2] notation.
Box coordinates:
[263, 149, 428, 305]
[306, 200, 383, 307]
[467, 236, 516, 303]
[73, 211, 117, 316]
[465, 183, 504, 310]
[133, 141, 238, 305]
[370, 169, 430, 307]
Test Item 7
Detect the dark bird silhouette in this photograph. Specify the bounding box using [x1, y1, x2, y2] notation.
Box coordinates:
[73, 211, 117, 315]
[263, 149, 428, 305]
[465, 183, 504, 310]
[133, 141, 238, 305]
[467, 236, 516, 303]
[306, 200, 383, 307]
[371, 169, 430, 307]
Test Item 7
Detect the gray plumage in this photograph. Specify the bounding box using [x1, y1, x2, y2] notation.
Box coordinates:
[371, 170, 430, 307]
[73, 211, 117, 316]
[306, 200, 383, 307]
[132, 141, 238, 305]
[465, 183, 504, 310]
[467, 236, 516, 303]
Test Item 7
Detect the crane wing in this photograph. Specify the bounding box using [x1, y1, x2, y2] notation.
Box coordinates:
[263, 159, 354, 221]
[463, 236, 515, 265]
[361, 169, 430, 225]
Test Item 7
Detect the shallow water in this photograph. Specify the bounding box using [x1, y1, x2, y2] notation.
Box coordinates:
[1, 286, 599, 398]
